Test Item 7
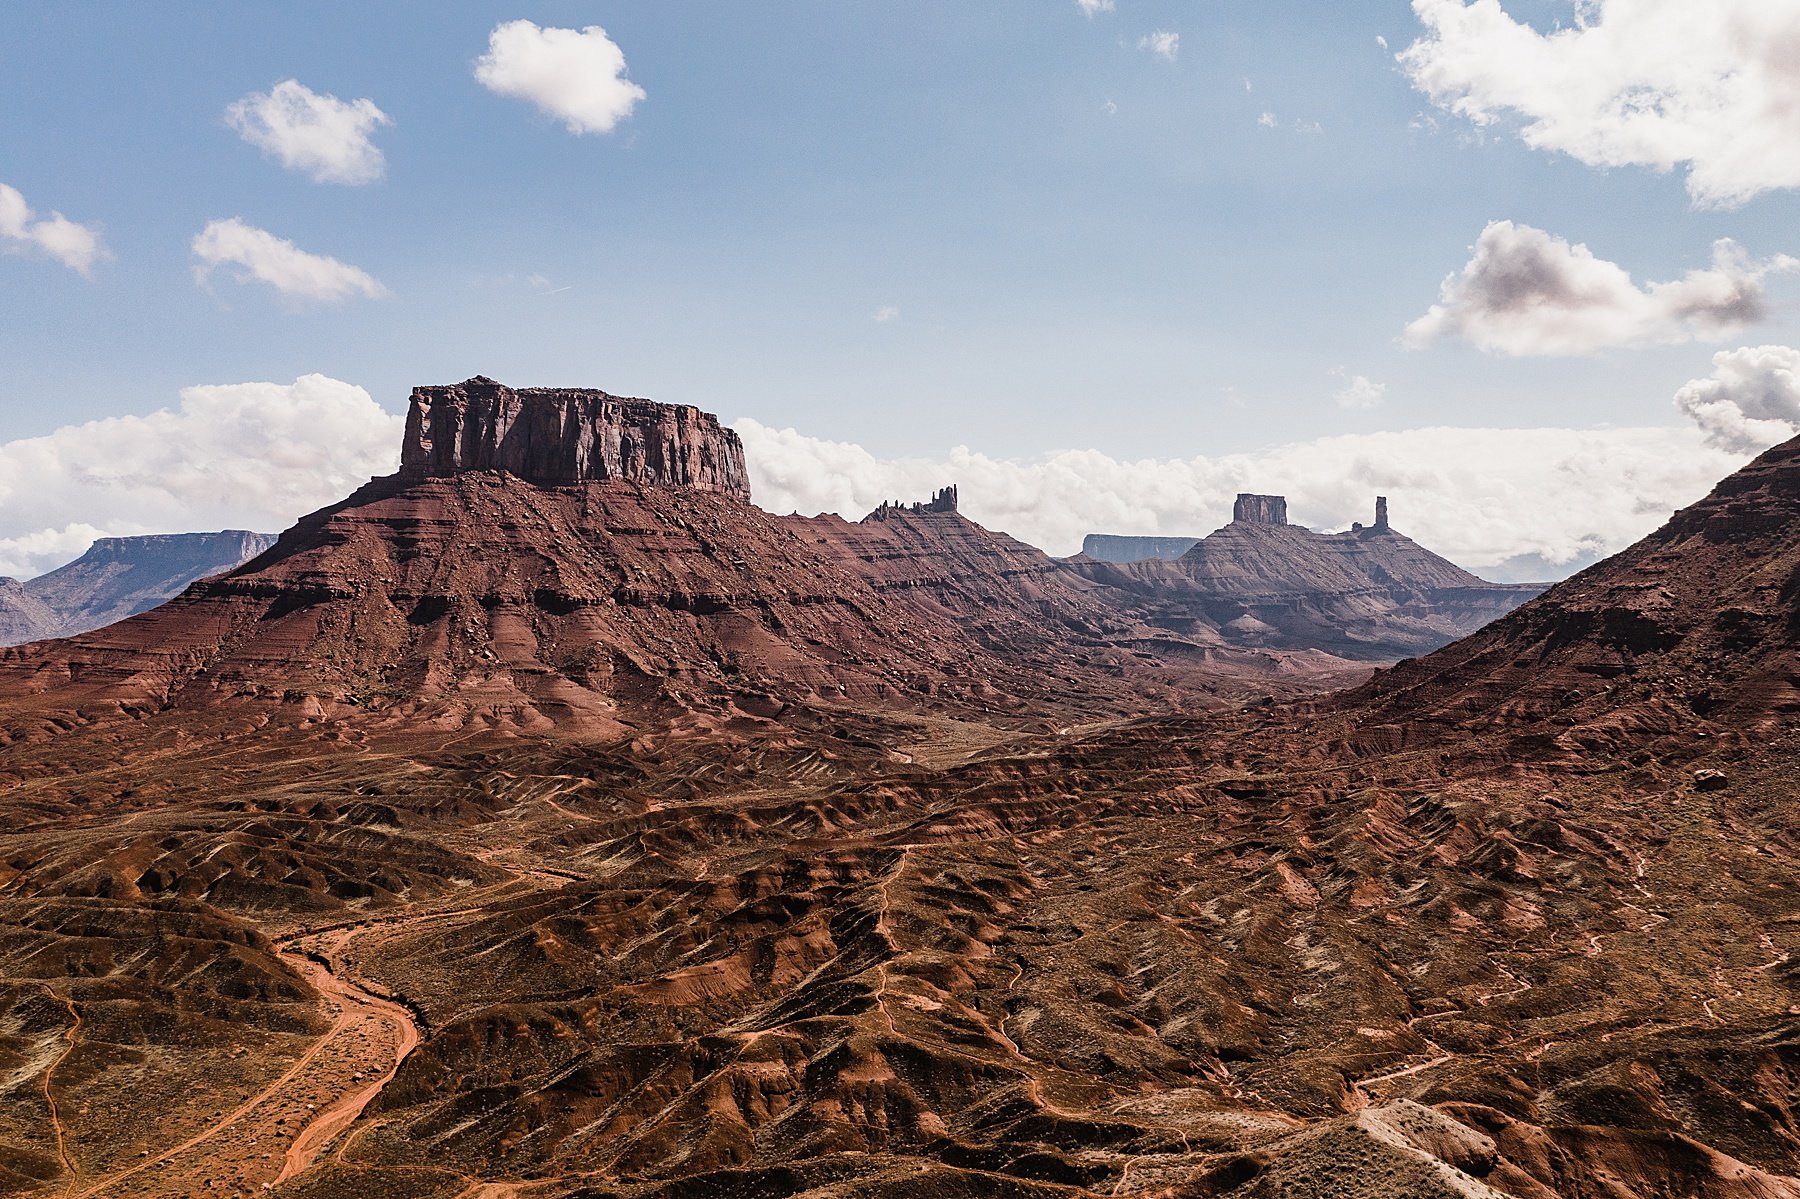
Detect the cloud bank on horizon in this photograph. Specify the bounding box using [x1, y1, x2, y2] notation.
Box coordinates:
[0, 377, 403, 579]
[738, 418, 1741, 579]
[5, 357, 1796, 582]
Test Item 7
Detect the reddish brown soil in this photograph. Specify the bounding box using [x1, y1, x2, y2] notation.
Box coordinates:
[5, 438, 1800, 1197]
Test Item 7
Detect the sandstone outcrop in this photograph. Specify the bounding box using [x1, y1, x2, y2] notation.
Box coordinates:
[1233, 492, 1290, 525]
[399, 376, 751, 498]
[1074, 495, 1543, 659]
[869, 485, 959, 519]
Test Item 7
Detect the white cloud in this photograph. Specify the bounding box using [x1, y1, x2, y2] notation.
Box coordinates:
[0, 376, 404, 579]
[1400, 0, 1800, 208]
[1675, 345, 1800, 454]
[1404, 221, 1795, 356]
[474, 20, 645, 136]
[1258, 112, 1279, 128]
[1376, 35, 1390, 50]
[736, 418, 1741, 575]
[225, 79, 391, 185]
[1332, 371, 1387, 410]
[1139, 31, 1179, 61]
[1076, 0, 1115, 15]
[0, 183, 107, 276]
[192, 218, 389, 304]
[1102, 99, 1119, 115]
[874, 305, 901, 323]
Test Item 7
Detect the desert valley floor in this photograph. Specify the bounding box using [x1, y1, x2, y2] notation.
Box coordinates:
[5, 383, 1800, 1199]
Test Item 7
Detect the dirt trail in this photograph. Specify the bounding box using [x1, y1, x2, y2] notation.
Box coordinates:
[63, 861, 582, 1198]
[25, 981, 79, 1186]
[271, 931, 421, 1185]
[66, 928, 417, 1199]
[1351, 1054, 1454, 1106]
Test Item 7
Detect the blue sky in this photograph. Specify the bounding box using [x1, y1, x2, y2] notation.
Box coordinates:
[4, 2, 1800, 576]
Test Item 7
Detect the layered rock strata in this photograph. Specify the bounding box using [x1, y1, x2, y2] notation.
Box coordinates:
[399, 376, 751, 498]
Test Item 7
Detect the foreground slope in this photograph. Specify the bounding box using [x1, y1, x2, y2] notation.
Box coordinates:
[1328, 434, 1800, 761]
[5, 401, 1799, 1199]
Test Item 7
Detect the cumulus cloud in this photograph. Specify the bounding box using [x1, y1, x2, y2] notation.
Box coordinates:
[737, 419, 1741, 576]
[1332, 371, 1387, 410]
[225, 79, 391, 185]
[0, 183, 107, 276]
[1405, 221, 1795, 356]
[1139, 31, 1179, 60]
[475, 20, 645, 136]
[873, 305, 901, 323]
[1400, 0, 1800, 208]
[1675, 345, 1800, 454]
[1076, 0, 1115, 14]
[192, 218, 388, 304]
[0, 376, 404, 579]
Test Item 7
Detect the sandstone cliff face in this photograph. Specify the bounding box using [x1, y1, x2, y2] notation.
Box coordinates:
[399, 376, 751, 499]
[1233, 492, 1290, 525]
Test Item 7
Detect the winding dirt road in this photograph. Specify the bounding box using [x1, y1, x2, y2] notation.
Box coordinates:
[271, 931, 421, 1185]
[67, 929, 419, 1199]
[60, 858, 580, 1198]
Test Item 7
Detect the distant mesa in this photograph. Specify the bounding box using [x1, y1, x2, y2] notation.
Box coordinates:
[400, 375, 751, 499]
[1081, 534, 1202, 563]
[0, 530, 275, 647]
[1084, 496, 1394, 566]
